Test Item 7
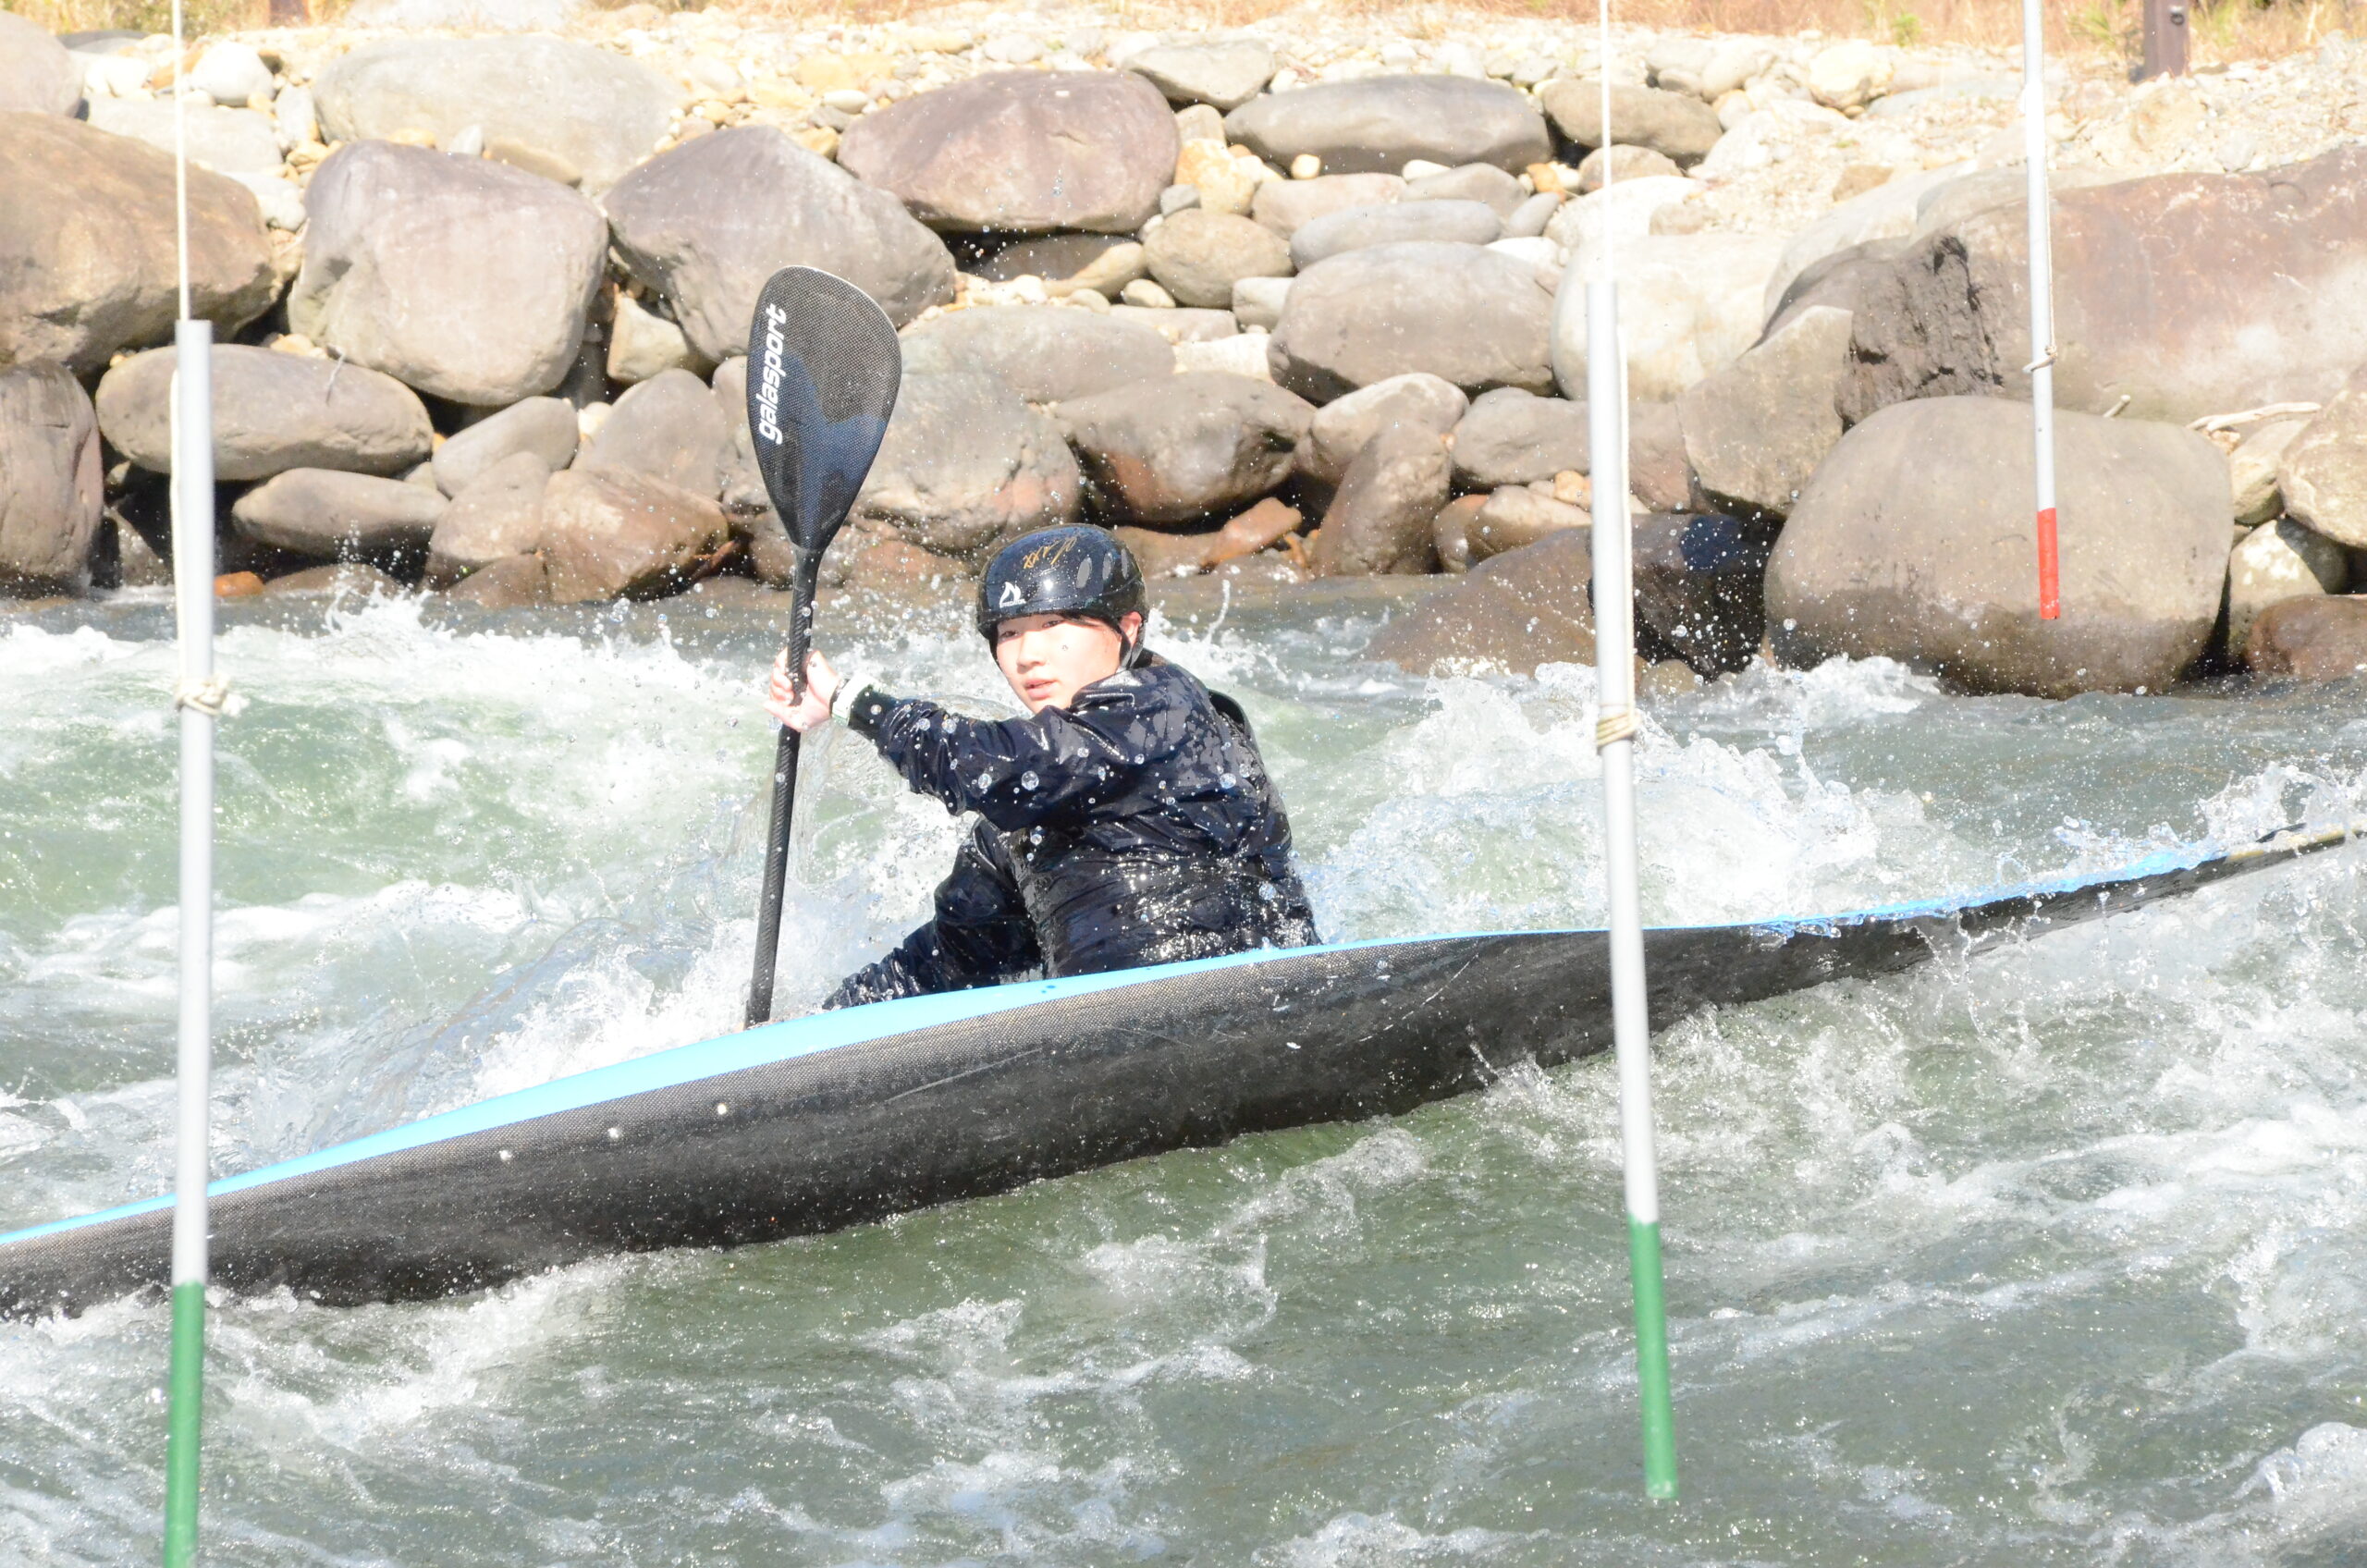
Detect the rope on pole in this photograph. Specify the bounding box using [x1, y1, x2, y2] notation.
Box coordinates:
[1589, 0, 1678, 1503]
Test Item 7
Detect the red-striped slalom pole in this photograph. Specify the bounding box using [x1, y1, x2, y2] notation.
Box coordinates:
[2021, 0, 2061, 619]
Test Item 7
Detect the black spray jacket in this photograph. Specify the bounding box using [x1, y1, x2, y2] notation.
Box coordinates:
[824, 655, 1318, 1009]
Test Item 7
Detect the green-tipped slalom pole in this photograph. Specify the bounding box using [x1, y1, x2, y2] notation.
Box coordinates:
[1588, 0, 1677, 1501]
[164, 4, 220, 1557]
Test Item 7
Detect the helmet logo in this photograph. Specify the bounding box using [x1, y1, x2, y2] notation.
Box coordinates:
[998, 581, 1024, 608]
[1021, 536, 1075, 571]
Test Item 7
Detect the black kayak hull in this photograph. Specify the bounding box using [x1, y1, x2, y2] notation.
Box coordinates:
[0, 824, 2349, 1318]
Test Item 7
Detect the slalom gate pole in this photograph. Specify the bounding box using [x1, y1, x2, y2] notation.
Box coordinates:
[1589, 3, 1677, 1502]
[164, 4, 219, 1558]
[2021, 0, 2062, 619]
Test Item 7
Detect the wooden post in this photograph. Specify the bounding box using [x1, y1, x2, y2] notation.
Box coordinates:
[2140, 0, 2189, 80]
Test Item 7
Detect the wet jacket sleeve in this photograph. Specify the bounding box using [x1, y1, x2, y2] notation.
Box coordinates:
[823, 822, 1039, 1010]
[844, 685, 1154, 832]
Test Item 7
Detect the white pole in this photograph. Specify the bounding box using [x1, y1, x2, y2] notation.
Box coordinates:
[1588, 0, 1675, 1501]
[2021, 0, 2061, 619]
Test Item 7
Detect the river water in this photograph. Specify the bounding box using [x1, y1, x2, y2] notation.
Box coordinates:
[3, 586, 2364, 1566]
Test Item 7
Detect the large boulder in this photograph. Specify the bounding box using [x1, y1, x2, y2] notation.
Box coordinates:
[1312, 422, 1450, 576]
[1841, 147, 2367, 427]
[1364, 528, 1597, 673]
[1466, 485, 1587, 564]
[1145, 210, 1293, 310]
[1551, 233, 1785, 403]
[230, 470, 448, 561]
[604, 128, 956, 354]
[1297, 373, 1466, 486]
[1270, 242, 1555, 404]
[900, 306, 1174, 404]
[1761, 238, 1906, 341]
[576, 369, 728, 497]
[96, 346, 434, 482]
[838, 70, 1179, 235]
[1059, 372, 1313, 526]
[2243, 595, 2367, 681]
[426, 449, 550, 587]
[0, 362, 103, 595]
[433, 397, 579, 496]
[853, 371, 1081, 559]
[1405, 163, 1525, 218]
[1289, 199, 1501, 269]
[2279, 370, 2367, 549]
[539, 465, 730, 601]
[1251, 172, 1404, 238]
[1766, 397, 2231, 696]
[1452, 387, 1589, 488]
[1633, 511, 1772, 676]
[0, 14, 77, 116]
[1675, 305, 1852, 517]
[2227, 519, 2349, 654]
[1125, 40, 1276, 111]
[1758, 163, 1968, 321]
[83, 100, 283, 179]
[1225, 76, 1551, 178]
[0, 114, 275, 374]
[1537, 80, 1723, 164]
[312, 37, 679, 193]
[290, 141, 607, 408]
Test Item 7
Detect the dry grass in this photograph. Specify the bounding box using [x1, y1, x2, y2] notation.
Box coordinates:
[8, 0, 2355, 62]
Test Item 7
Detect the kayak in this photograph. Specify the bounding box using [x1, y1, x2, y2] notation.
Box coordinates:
[0, 822, 2350, 1320]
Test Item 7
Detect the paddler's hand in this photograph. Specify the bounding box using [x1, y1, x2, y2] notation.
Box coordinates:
[764, 649, 840, 733]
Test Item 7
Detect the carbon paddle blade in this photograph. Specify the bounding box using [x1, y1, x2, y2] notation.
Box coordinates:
[743, 267, 901, 555]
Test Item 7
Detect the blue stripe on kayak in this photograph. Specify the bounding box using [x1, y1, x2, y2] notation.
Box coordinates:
[0, 836, 2260, 1252]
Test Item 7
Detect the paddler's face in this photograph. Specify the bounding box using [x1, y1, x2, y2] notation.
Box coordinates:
[994, 612, 1140, 713]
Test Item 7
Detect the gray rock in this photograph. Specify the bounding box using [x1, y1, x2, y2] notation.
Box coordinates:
[1290, 199, 1502, 268]
[1634, 511, 1772, 675]
[231, 469, 448, 560]
[1226, 76, 1551, 178]
[1298, 372, 1467, 486]
[1574, 143, 1684, 191]
[290, 141, 607, 408]
[1628, 402, 1697, 514]
[96, 345, 434, 483]
[973, 232, 1139, 285]
[83, 99, 283, 178]
[1160, 183, 1202, 215]
[1760, 238, 1904, 341]
[1676, 304, 1851, 517]
[539, 465, 730, 601]
[1126, 39, 1276, 111]
[434, 397, 580, 496]
[839, 69, 1179, 234]
[604, 127, 957, 354]
[1451, 386, 1589, 488]
[1760, 162, 1972, 320]
[606, 292, 701, 386]
[1312, 421, 1449, 575]
[2243, 594, 2367, 680]
[440, 551, 552, 609]
[0, 114, 275, 374]
[2280, 371, 2367, 548]
[1404, 162, 1525, 217]
[1842, 147, 2367, 427]
[1538, 81, 1723, 163]
[187, 41, 273, 108]
[425, 450, 550, 586]
[1766, 397, 2231, 696]
[1145, 209, 1294, 309]
[1468, 484, 1587, 563]
[1271, 242, 1556, 403]
[258, 562, 402, 597]
[1251, 172, 1404, 237]
[900, 308, 1173, 404]
[2227, 518, 2349, 654]
[1364, 528, 1597, 671]
[1108, 305, 1238, 342]
[2229, 417, 2308, 527]
[0, 362, 103, 595]
[1503, 190, 1563, 239]
[854, 371, 1082, 559]
[313, 36, 679, 193]
[1059, 372, 1314, 525]
[1232, 276, 1293, 331]
[578, 369, 729, 497]
[0, 13, 77, 116]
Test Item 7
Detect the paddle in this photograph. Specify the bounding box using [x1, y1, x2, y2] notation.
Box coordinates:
[741, 266, 901, 1027]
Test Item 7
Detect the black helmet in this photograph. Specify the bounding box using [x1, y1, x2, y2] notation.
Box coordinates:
[975, 526, 1147, 650]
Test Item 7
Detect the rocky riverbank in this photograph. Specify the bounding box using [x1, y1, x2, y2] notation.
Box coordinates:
[4, 3, 2366, 692]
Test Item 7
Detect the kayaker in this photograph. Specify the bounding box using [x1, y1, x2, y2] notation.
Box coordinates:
[764, 525, 1318, 1009]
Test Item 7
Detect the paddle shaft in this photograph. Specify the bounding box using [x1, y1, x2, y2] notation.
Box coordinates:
[745, 548, 820, 1028]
